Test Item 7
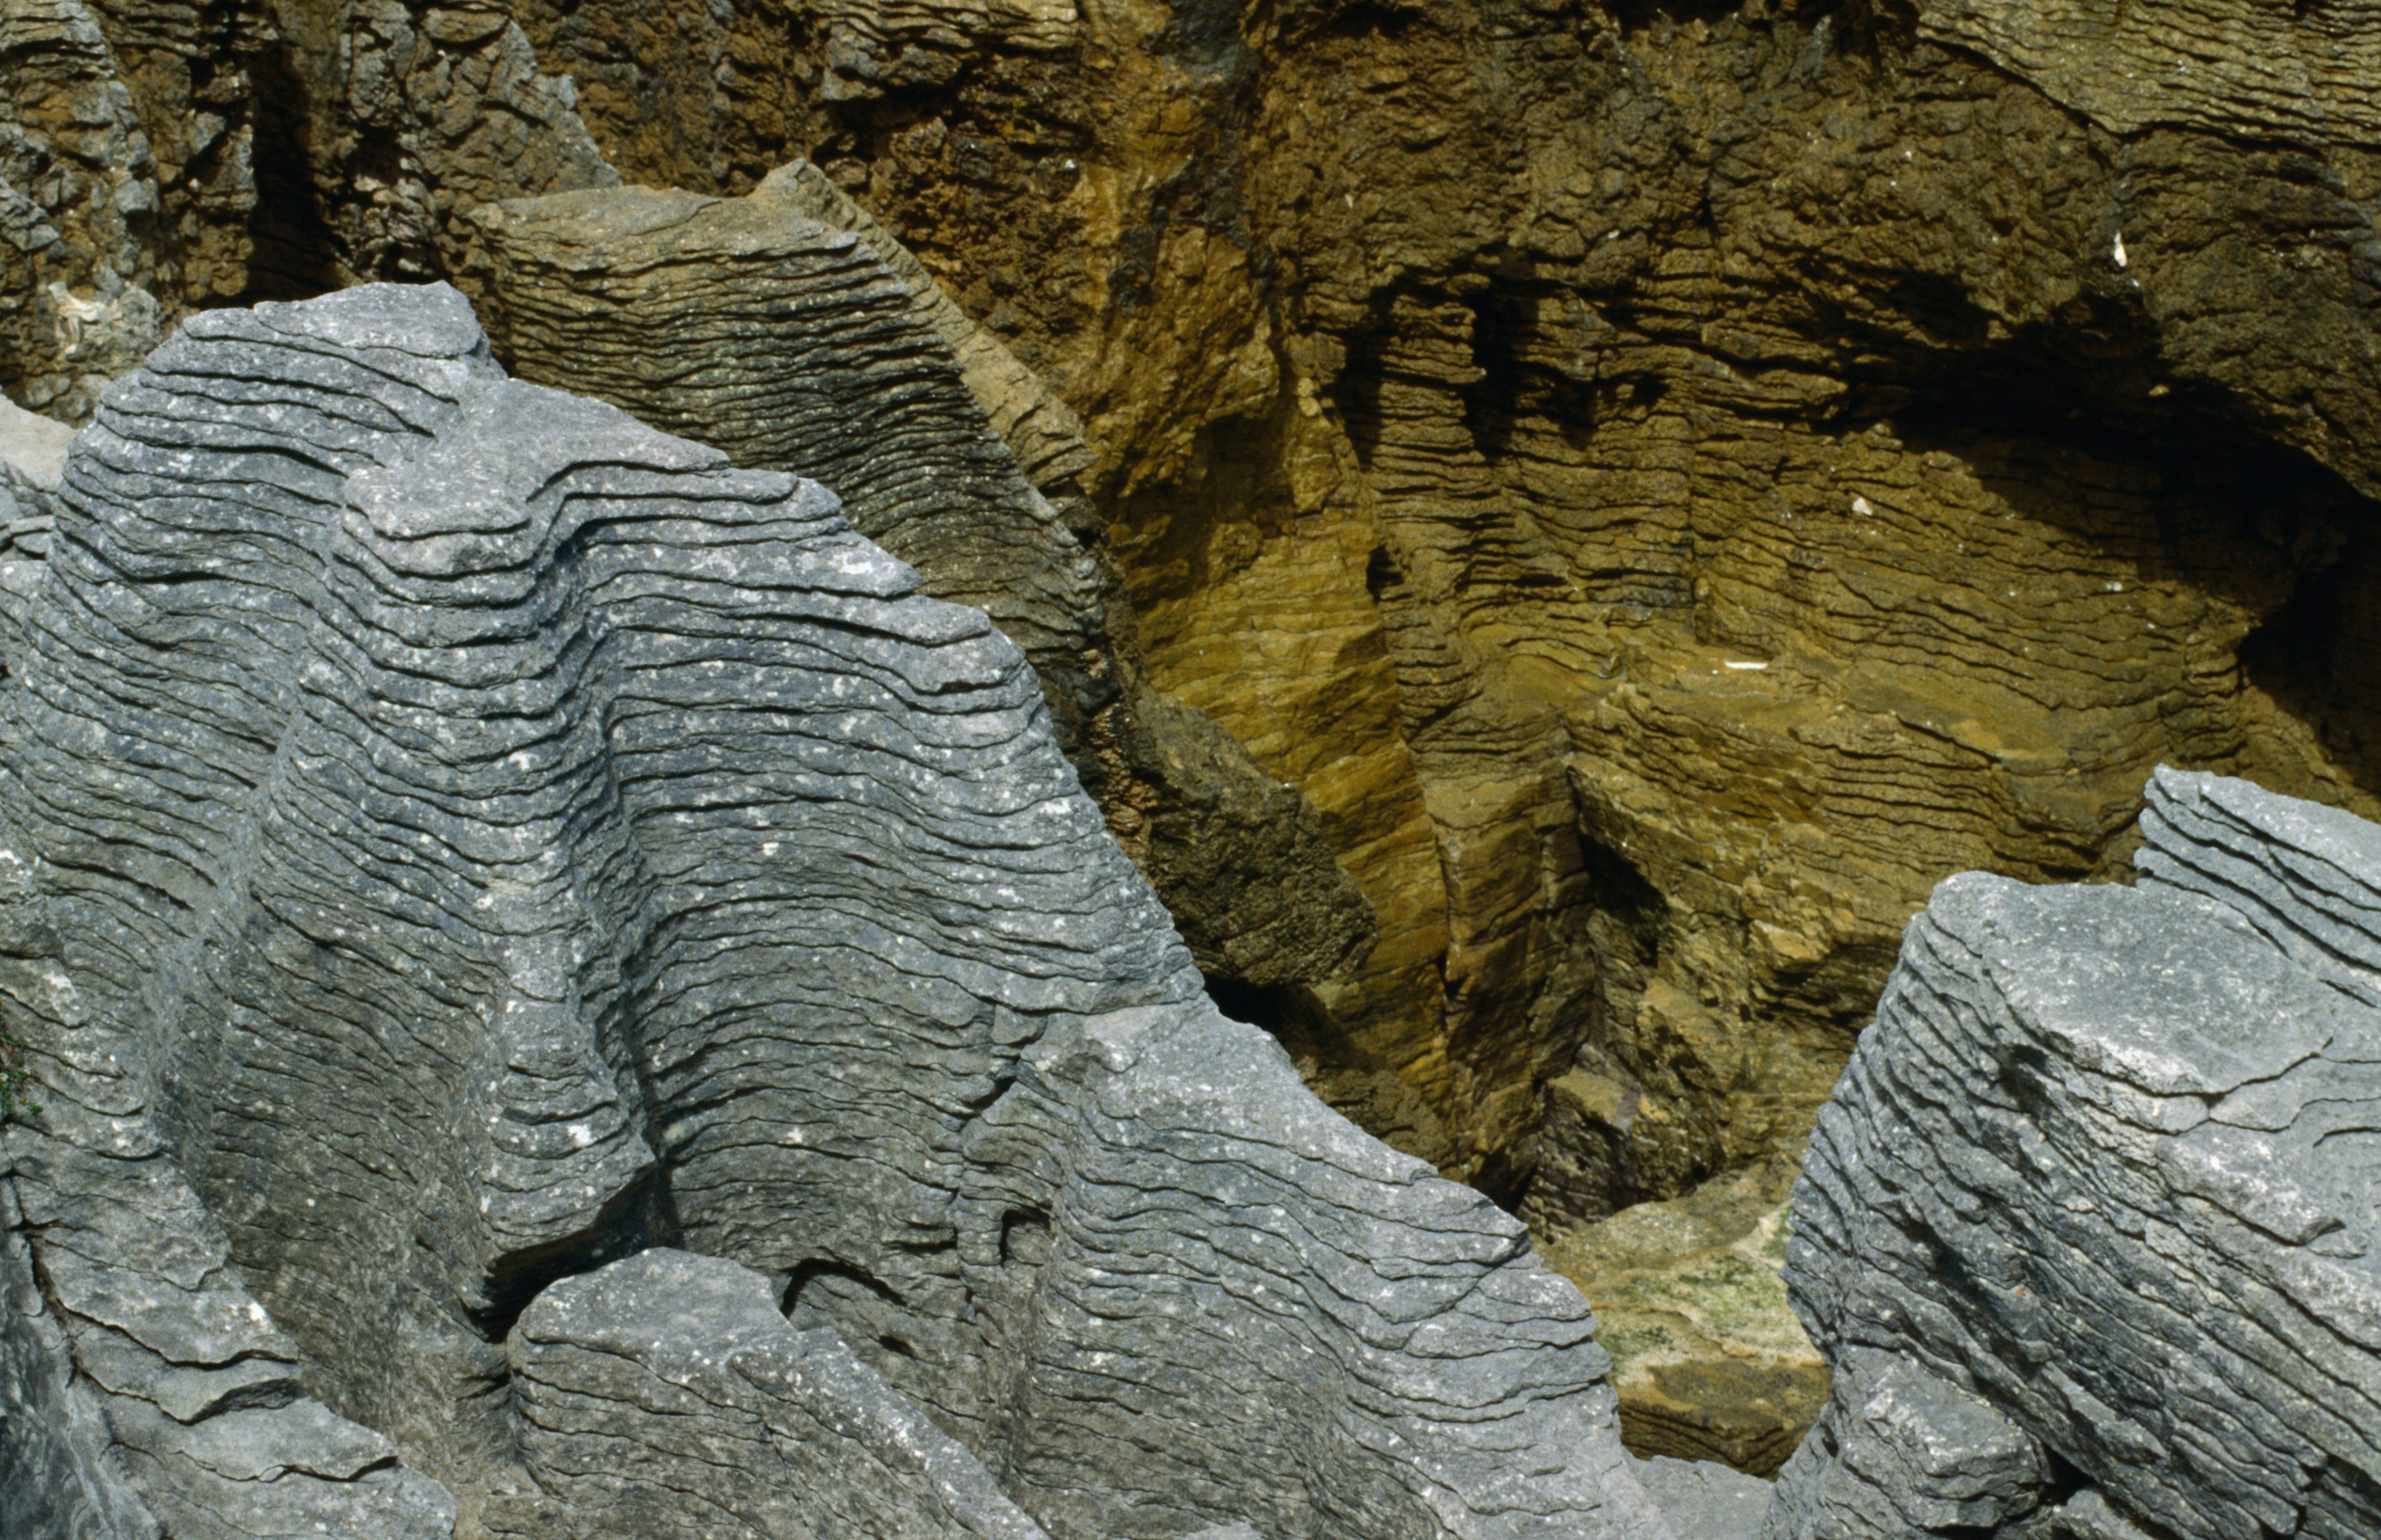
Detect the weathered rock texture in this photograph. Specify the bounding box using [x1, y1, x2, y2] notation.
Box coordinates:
[7, 0, 2381, 1223]
[0, 0, 614, 422]
[368, 0, 2379, 1221]
[456, 167, 1377, 1004]
[495, 1249, 1052, 1540]
[1541, 1156, 1823, 1478]
[1776, 767, 2381, 1539]
[0, 284, 1690, 1540]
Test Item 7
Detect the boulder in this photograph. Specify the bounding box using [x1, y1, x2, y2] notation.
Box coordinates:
[492, 1249, 1048, 1539]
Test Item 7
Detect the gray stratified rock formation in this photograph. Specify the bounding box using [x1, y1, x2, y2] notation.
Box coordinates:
[493, 1249, 1050, 1539]
[1634, 1453, 1770, 1540]
[0, 283, 1683, 1540]
[459, 167, 1377, 1004]
[1773, 767, 2381, 1539]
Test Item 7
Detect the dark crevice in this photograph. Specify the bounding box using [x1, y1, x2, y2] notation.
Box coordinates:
[468, 1167, 676, 1343]
[998, 1206, 1053, 1267]
[1797, 293, 2381, 806]
[2240, 538, 2381, 794]
[781, 1258, 907, 1318]
[1329, 286, 1405, 471]
[1205, 976, 1342, 1065]
[233, 40, 342, 303]
[1292, 0, 1422, 44]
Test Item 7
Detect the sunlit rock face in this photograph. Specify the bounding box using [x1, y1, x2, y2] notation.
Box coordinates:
[1777, 767, 2381, 1540]
[0, 284, 1680, 1540]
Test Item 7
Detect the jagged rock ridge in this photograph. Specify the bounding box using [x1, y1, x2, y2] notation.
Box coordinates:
[0, 284, 1690, 1540]
[1775, 766, 2381, 1539]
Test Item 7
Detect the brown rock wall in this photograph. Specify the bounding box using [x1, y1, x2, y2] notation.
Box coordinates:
[0, 0, 166, 419]
[4, 0, 2378, 1218]
[674, 0, 2381, 1207]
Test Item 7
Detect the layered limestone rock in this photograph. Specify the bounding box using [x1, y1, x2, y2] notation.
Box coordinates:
[0, 284, 1689, 1540]
[0, 397, 69, 727]
[456, 167, 1375, 1004]
[1776, 768, 2381, 1539]
[451, 0, 2381, 1209]
[7, 0, 2380, 1222]
[494, 1250, 1052, 1540]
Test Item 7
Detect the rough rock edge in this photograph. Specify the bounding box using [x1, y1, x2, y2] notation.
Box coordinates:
[752, 161, 1100, 505]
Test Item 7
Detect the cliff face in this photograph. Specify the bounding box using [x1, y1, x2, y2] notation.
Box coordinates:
[502, 0, 2381, 1215]
[1778, 767, 2381, 1539]
[6, 0, 2380, 1221]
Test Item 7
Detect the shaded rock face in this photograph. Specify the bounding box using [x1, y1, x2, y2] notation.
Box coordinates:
[1778, 766, 2381, 1539]
[0, 283, 1675, 1540]
[8, 0, 2381, 1216]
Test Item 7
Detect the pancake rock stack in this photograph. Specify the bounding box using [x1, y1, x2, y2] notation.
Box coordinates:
[0, 283, 1701, 1540]
[1776, 766, 2381, 1539]
[454, 164, 1378, 1008]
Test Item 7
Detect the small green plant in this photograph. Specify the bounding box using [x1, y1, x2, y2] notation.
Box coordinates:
[0, 1022, 35, 1123]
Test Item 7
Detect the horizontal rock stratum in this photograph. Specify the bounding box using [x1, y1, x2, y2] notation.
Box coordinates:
[0, 284, 1686, 1539]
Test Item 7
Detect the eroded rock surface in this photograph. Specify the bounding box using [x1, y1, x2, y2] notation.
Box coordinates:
[0, 0, 615, 422]
[0, 283, 1683, 1540]
[435, 0, 2381, 1215]
[9, 0, 2380, 1221]
[494, 1249, 1050, 1540]
[1778, 768, 2381, 1539]
[458, 167, 1375, 1006]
